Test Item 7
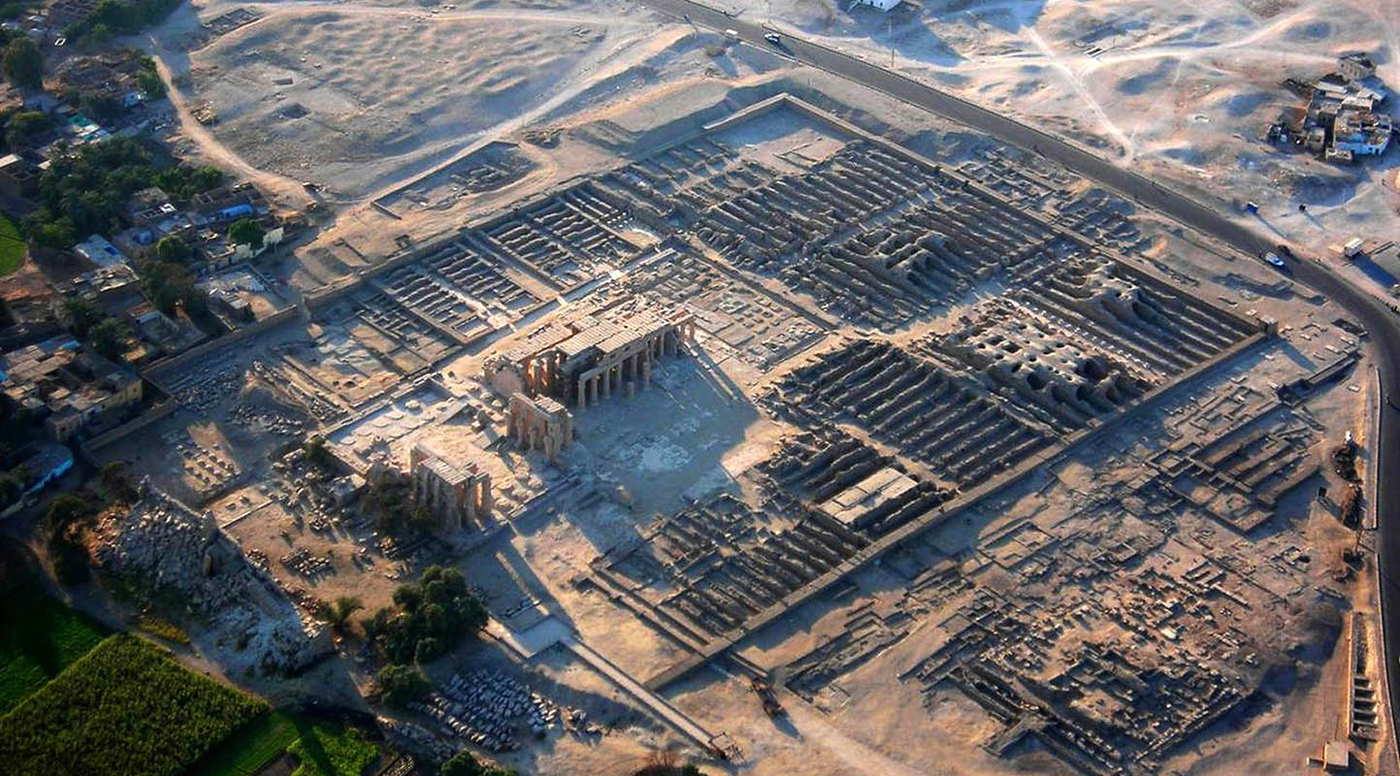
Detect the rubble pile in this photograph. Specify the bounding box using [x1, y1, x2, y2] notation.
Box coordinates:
[92, 481, 330, 672]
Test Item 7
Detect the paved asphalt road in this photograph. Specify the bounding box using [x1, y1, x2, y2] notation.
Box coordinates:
[640, 0, 1400, 760]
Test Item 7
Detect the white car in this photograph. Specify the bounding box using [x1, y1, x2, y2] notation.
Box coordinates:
[1264, 252, 1286, 267]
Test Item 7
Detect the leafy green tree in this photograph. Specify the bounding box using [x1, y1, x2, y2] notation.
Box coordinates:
[61, 296, 101, 338]
[47, 531, 88, 583]
[153, 165, 222, 200]
[137, 260, 195, 316]
[372, 565, 487, 665]
[154, 234, 190, 264]
[376, 663, 428, 708]
[28, 218, 76, 249]
[100, 460, 137, 503]
[87, 317, 130, 360]
[136, 69, 164, 97]
[78, 92, 121, 122]
[26, 138, 225, 247]
[0, 464, 25, 506]
[303, 435, 338, 470]
[182, 287, 211, 318]
[227, 218, 264, 250]
[440, 751, 518, 776]
[80, 23, 112, 47]
[46, 493, 90, 530]
[360, 606, 392, 641]
[391, 584, 422, 613]
[5, 110, 48, 149]
[3, 37, 41, 90]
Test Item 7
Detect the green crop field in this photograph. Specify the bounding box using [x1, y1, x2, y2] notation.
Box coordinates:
[0, 214, 25, 275]
[188, 712, 381, 776]
[188, 710, 304, 776]
[0, 590, 107, 713]
[0, 634, 267, 776]
[287, 719, 380, 776]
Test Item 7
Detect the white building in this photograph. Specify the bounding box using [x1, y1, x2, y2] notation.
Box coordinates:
[855, 0, 900, 11]
[1332, 111, 1393, 156]
[72, 234, 128, 269]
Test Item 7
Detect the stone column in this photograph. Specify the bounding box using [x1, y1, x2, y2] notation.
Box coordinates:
[577, 380, 587, 409]
[478, 476, 493, 518]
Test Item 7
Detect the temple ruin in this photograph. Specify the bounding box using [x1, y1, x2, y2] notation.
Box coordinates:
[485, 309, 695, 409]
[409, 443, 493, 531]
[508, 392, 573, 461]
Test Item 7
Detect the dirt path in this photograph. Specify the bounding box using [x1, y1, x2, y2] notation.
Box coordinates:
[235, 1, 649, 27]
[779, 694, 930, 776]
[141, 1, 657, 213]
[1023, 26, 1135, 160]
[146, 50, 314, 209]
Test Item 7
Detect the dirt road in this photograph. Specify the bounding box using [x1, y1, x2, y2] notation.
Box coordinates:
[146, 48, 314, 209]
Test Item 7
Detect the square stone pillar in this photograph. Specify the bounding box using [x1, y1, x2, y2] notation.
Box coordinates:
[478, 477, 493, 517]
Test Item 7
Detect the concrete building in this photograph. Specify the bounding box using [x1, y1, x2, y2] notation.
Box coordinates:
[508, 392, 573, 461]
[409, 444, 492, 531]
[0, 443, 72, 518]
[486, 308, 695, 410]
[855, 0, 901, 10]
[0, 336, 143, 441]
[72, 234, 128, 269]
[1339, 53, 1377, 82]
[0, 153, 39, 198]
[1332, 111, 1393, 156]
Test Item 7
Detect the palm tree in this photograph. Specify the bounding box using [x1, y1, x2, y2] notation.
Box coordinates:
[326, 596, 364, 638]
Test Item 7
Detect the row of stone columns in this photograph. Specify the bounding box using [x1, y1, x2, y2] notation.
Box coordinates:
[458, 475, 492, 529]
[576, 330, 668, 410]
[523, 351, 562, 395]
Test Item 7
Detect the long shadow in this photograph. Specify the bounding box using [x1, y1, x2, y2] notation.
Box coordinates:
[557, 354, 760, 553]
[1350, 255, 1398, 289]
[481, 537, 579, 634]
[1278, 339, 1317, 371]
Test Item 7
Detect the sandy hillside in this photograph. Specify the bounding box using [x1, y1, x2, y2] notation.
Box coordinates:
[747, 0, 1400, 255]
[184, 4, 656, 200]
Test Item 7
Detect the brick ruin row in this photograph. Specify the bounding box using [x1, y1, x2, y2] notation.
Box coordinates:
[750, 373, 1336, 775]
[272, 104, 1288, 769]
[349, 286, 458, 362]
[331, 180, 645, 361]
[766, 340, 1056, 490]
[1139, 401, 1320, 533]
[596, 136, 1093, 330]
[611, 493, 870, 643]
[474, 182, 639, 290]
[769, 484, 1290, 776]
[756, 424, 950, 536]
[612, 251, 830, 371]
[593, 427, 948, 646]
[369, 241, 542, 341]
[764, 252, 1257, 489]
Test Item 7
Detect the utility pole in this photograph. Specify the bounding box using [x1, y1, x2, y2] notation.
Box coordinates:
[888, 12, 894, 68]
